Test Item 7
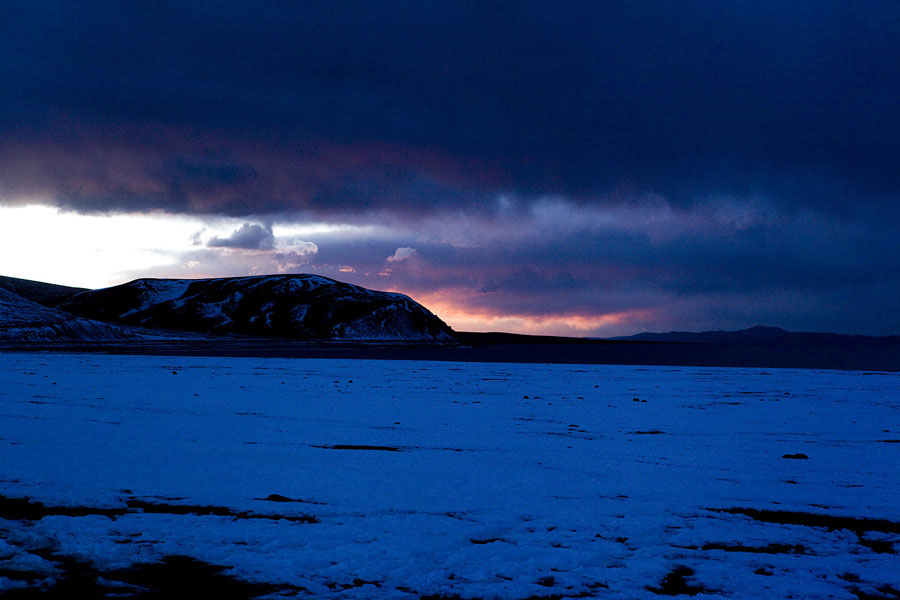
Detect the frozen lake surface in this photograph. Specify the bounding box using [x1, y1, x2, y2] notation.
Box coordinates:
[1, 352, 898, 598]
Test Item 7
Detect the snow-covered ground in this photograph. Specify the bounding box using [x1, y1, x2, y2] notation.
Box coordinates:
[0, 353, 898, 599]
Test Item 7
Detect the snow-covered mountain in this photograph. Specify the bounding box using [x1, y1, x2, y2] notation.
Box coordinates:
[56, 274, 455, 341]
[0, 287, 140, 342]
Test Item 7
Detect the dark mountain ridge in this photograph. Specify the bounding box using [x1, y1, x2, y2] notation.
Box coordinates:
[0, 275, 86, 305]
[610, 325, 899, 345]
[55, 274, 455, 341]
[0, 287, 139, 342]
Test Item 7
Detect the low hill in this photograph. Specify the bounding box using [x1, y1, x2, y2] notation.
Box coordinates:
[0, 275, 87, 305]
[56, 274, 455, 341]
[0, 287, 139, 342]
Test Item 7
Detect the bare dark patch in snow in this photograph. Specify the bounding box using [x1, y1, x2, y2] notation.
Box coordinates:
[0, 494, 126, 520]
[125, 500, 318, 523]
[0, 568, 42, 584]
[700, 542, 808, 554]
[0, 551, 297, 599]
[0, 494, 319, 525]
[326, 578, 382, 591]
[646, 566, 708, 596]
[312, 444, 402, 451]
[709, 507, 900, 534]
[848, 584, 900, 600]
[256, 493, 327, 505]
[857, 537, 897, 554]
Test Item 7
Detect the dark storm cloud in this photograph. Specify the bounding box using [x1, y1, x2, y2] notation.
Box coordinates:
[157, 159, 259, 195]
[2, 0, 899, 216]
[208, 223, 275, 250]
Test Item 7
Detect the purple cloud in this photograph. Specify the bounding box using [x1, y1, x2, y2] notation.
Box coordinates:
[208, 223, 275, 250]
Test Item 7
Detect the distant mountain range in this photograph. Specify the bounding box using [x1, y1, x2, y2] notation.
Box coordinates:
[1, 274, 896, 346]
[609, 325, 900, 345]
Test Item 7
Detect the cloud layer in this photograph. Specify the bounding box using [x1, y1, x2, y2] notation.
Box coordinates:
[1, 2, 898, 334]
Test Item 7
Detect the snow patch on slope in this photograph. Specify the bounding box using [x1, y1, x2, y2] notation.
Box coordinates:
[117, 280, 192, 316]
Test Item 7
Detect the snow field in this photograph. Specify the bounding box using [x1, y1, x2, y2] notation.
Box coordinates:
[0, 353, 898, 598]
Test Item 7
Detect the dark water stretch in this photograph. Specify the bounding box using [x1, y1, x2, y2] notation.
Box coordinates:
[2, 337, 898, 372]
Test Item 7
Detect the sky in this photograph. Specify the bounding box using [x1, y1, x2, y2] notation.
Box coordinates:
[1, 1, 898, 337]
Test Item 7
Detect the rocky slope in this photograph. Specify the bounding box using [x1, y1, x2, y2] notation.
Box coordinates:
[56, 275, 455, 341]
[0, 287, 139, 342]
